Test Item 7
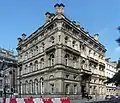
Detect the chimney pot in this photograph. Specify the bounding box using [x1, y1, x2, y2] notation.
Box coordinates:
[54, 3, 65, 14]
[22, 33, 26, 40]
[45, 12, 51, 22]
[94, 34, 99, 41]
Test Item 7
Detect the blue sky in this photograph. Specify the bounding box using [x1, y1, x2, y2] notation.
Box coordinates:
[0, 0, 120, 60]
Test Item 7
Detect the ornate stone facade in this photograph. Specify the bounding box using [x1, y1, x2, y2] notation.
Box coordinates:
[17, 3, 106, 98]
[0, 48, 17, 97]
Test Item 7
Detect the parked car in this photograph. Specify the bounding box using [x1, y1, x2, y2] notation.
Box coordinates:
[105, 95, 116, 100]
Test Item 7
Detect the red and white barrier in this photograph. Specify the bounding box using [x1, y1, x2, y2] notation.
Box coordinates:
[0, 98, 70, 103]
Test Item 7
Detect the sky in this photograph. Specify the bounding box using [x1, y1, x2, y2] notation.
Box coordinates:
[0, 0, 120, 61]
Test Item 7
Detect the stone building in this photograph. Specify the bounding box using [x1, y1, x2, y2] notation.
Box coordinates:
[105, 59, 118, 95]
[0, 48, 17, 97]
[17, 3, 106, 98]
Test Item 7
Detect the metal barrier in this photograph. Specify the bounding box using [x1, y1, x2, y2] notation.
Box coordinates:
[0, 98, 70, 103]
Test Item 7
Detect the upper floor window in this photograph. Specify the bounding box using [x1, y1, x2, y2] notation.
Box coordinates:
[24, 65, 28, 74]
[29, 63, 33, 72]
[65, 54, 69, 66]
[35, 46, 38, 54]
[73, 57, 77, 68]
[49, 54, 55, 66]
[42, 42, 45, 52]
[30, 49, 33, 57]
[50, 36, 55, 44]
[72, 41, 76, 47]
[34, 61, 38, 71]
[40, 58, 44, 69]
[65, 36, 69, 44]
[25, 52, 28, 60]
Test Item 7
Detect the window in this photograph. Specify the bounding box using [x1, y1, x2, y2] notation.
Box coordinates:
[30, 49, 33, 57]
[24, 65, 28, 74]
[35, 46, 38, 54]
[34, 79, 38, 94]
[73, 57, 77, 68]
[50, 36, 55, 44]
[25, 52, 28, 60]
[49, 54, 54, 66]
[72, 41, 76, 47]
[29, 80, 33, 94]
[40, 78, 44, 94]
[65, 36, 69, 44]
[42, 42, 45, 52]
[50, 84, 54, 93]
[74, 85, 77, 94]
[25, 81, 29, 94]
[65, 84, 69, 94]
[65, 54, 69, 66]
[89, 50, 91, 54]
[41, 58, 44, 69]
[29, 63, 33, 72]
[34, 61, 38, 71]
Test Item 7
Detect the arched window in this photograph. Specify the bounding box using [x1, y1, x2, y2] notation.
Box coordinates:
[40, 58, 44, 69]
[35, 46, 39, 54]
[29, 63, 33, 72]
[29, 80, 33, 94]
[65, 84, 69, 94]
[65, 36, 69, 44]
[65, 54, 69, 66]
[34, 61, 38, 71]
[34, 79, 38, 94]
[40, 78, 44, 94]
[74, 84, 77, 94]
[73, 57, 77, 68]
[49, 54, 54, 66]
[25, 81, 29, 94]
[20, 82, 22, 94]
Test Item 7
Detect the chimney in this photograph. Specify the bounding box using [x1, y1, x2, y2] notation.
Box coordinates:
[17, 37, 22, 44]
[45, 12, 51, 22]
[93, 34, 99, 41]
[75, 22, 80, 28]
[22, 33, 26, 40]
[54, 3, 65, 14]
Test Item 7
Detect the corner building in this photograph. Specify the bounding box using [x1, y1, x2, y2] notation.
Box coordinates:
[17, 4, 107, 98]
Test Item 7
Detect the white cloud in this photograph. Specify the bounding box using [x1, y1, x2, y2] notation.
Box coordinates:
[115, 47, 120, 52]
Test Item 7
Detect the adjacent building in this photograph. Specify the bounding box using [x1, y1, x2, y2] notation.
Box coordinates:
[17, 3, 107, 98]
[105, 59, 118, 95]
[0, 48, 17, 97]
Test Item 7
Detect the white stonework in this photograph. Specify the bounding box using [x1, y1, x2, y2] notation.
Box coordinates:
[105, 60, 118, 95]
[17, 3, 107, 99]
